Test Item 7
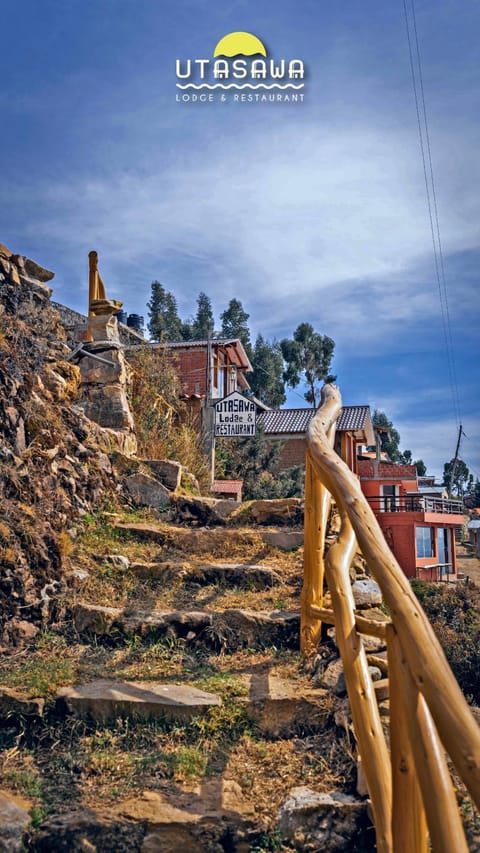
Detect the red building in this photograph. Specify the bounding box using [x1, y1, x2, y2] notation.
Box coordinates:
[358, 459, 465, 580]
[163, 338, 252, 400]
[258, 406, 375, 474]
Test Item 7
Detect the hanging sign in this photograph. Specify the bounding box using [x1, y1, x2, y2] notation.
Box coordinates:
[214, 391, 256, 437]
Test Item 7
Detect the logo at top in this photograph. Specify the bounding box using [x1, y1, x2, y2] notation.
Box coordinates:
[176, 31, 305, 92]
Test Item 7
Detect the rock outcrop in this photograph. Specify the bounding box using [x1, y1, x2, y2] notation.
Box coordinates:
[0, 245, 130, 641]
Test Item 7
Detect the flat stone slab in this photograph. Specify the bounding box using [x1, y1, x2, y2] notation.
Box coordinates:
[57, 681, 221, 722]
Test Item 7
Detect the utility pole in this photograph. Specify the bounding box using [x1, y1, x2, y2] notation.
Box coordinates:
[449, 424, 463, 497]
[203, 332, 215, 490]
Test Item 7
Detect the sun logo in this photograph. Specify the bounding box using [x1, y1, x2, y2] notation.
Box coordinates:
[175, 33, 306, 96]
[213, 32, 267, 58]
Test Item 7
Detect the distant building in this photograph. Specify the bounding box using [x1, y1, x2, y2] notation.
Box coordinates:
[358, 459, 465, 580]
[156, 338, 252, 400]
[257, 406, 374, 474]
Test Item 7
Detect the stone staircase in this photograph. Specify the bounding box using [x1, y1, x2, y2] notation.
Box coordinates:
[0, 503, 386, 851]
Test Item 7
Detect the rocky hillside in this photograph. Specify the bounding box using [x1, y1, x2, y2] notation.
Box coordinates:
[0, 244, 121, 643]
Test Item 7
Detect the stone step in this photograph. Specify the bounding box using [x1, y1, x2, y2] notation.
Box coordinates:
[130, 561, 282, 588]
[243, 674, 332, 737]
[73, 603, 300, 650]
[56, 680, 221, 722]
[113, 522, 303, 553]
[32, 782, 264, 851]
[172, 495, 303, 527]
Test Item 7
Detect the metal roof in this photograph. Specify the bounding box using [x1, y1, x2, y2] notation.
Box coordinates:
[257, 405, 372, 437]
[161, 338, 252, 371]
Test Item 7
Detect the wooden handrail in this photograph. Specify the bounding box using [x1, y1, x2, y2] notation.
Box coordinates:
[303, 383, 480, 851]
[309, 604, 390, 639]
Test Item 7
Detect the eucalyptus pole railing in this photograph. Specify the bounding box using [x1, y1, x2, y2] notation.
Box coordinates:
[302, 384, 480, 853]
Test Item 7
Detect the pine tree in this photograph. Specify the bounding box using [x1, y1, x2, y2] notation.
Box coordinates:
[147, 281, 182, 341]
[220, 298, 252, 358]
[192, 292, 215, 340]
[249, 334, 286, 407]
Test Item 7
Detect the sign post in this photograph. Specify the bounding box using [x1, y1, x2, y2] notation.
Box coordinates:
[214, 391, 256, 437]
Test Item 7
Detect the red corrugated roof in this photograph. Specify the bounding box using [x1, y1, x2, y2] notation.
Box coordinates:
[213, 480, 243, 494]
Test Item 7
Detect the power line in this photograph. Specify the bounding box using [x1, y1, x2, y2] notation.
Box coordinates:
[402, 0, 462, 428]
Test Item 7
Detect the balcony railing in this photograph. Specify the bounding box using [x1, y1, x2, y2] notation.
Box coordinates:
[366, 496, 464, 515]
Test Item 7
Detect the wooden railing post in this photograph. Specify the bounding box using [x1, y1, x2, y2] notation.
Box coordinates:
[387, 624, 469, 853]
[307, 384, 480, 808]
[324, 514, 392, 853]
[387, 624, 428, 853]
[301, 433, 334, 656]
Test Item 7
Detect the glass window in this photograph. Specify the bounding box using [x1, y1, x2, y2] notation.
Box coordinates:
[416, 526, 433, 558]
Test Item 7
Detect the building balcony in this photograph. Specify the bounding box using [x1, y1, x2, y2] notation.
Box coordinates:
[366, 496, 464, 516]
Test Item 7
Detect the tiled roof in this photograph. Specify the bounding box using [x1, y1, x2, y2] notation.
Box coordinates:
[337, 406, 371, 432]
[257, 405, 371, 435]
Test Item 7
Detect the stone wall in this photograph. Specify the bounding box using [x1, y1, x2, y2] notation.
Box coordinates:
[52, 301, 145, 347]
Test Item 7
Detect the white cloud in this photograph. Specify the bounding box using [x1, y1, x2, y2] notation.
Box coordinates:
[25, 115, 480, 348]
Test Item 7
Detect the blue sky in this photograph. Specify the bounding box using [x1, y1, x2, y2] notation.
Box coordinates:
[1, 0, 479, 480]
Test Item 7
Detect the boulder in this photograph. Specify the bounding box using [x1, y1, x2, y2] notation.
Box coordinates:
[24, 257, 55, 282]
[124, 473, 171, 508]
[143, 459, 182, 491]
[320, 659, 346, 696]
[352, 579, 383, 609]
[56, 680, 221, 722]
[0, 790, 31, 852]
[277, 788, 367, 852]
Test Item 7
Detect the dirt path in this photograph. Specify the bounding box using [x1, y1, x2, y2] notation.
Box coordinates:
[456, 542, 480, 587]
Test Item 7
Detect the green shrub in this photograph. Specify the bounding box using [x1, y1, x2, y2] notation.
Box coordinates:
[412, 581, 480, 703]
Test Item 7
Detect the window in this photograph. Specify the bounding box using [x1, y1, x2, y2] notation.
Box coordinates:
[416, 526, 434, 559]
[381, 484, 398, 511]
